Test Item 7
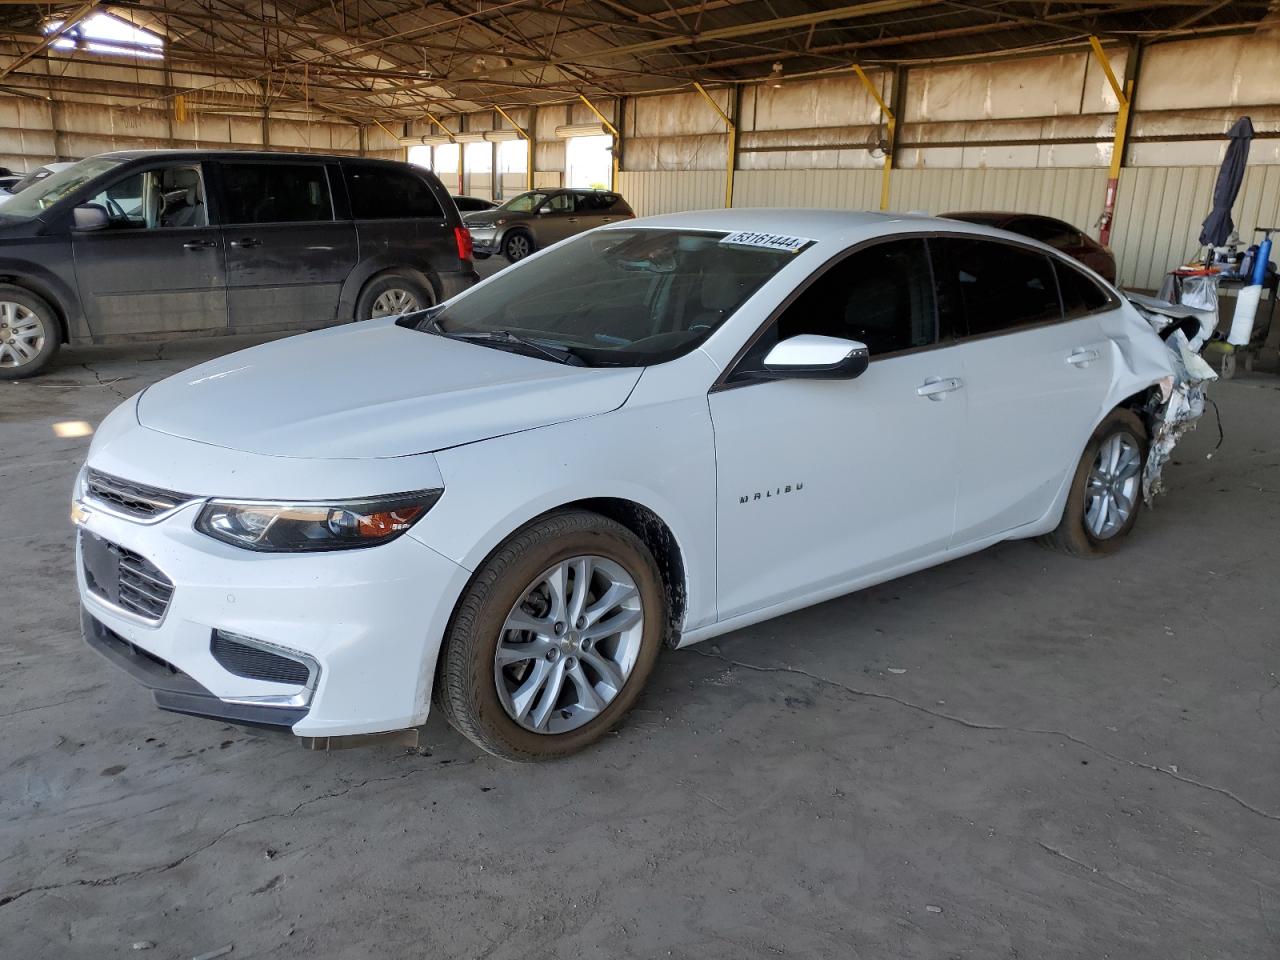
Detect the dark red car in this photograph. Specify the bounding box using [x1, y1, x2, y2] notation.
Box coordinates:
[943, 212, 1116, 284]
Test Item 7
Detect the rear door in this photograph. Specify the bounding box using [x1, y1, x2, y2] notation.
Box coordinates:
[342, 161, 455, 284]
[215, 159, 358, 330]
[72, 160, 228, 336]
[932, 235, 1115, 544]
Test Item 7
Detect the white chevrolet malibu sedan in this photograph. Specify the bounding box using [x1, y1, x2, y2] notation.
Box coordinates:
[74, 209, 1183, 761]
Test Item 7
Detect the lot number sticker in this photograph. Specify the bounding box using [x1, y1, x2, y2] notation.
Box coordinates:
[719, 231, 813, 253]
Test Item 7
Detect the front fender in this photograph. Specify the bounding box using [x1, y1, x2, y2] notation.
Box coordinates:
[0, 255, 84, 341]
[408, 391, 719, 635]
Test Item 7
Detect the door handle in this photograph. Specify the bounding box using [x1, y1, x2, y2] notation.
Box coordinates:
[917, 376, 963, 401]
[182, 239, 217, 250]
[1066, 348, 1100, 367]
[229, 237, 262, 248]
[566, 218, 579, 223]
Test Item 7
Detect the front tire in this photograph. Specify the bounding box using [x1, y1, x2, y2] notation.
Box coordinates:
[503, 230, 534, 263]
[1040, 408, 1148, 557]
[0, 284, 59, 380]
[354, 272, 433, 320]
[435, 510, 666, 762]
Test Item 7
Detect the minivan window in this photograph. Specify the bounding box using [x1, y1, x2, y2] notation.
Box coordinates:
[83, 165, 207, 230]
[933, 236, 1060, 337]
[220, 163, 332, 224]
[0, 156, 124, 219]
[345, 163, 443, 219]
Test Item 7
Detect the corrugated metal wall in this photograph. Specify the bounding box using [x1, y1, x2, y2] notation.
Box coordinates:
[616, 170, 725, 215]
[733, 169, 881, 210]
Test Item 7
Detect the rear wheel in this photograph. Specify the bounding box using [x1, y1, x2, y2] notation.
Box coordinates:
[1041, 408, 1148, 557]
[0, 284, 59, 380]
[503, 230, 533, 263]
[435, 510, 665, 761]
[355, 272, 433, 320]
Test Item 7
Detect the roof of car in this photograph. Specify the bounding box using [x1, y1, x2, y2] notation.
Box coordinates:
[89, 149, 411, 165]
[619, 208, 910, 241]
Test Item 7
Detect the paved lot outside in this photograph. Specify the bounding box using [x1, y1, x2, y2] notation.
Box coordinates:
[2, 320, 1278, 959]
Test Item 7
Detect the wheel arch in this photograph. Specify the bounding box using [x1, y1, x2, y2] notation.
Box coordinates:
[340, 260, 440, 319]
[0, 271, 74, 342]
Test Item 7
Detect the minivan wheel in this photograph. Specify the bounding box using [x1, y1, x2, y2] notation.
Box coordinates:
[1040, 408, 1148, 558]
[0, 284, 59, 380]
[503, 231, 533, 262]
[435, 510, 666, 762]
[355, 273, 433, 320]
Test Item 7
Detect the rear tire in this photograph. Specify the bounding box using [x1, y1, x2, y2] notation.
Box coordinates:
[435, 510, 666, 762]
[354, 272, 434, 320]
[0, 284, 60, 380]
[503, 230, 534, 263]
[1040, 408, 1148, 558]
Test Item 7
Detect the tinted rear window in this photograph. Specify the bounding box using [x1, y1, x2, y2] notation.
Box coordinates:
[933, 236, 1061, 337]
[345, 163, 443, 219]
[221, 163, 332, 224]
[1055, 259, 1113, 319]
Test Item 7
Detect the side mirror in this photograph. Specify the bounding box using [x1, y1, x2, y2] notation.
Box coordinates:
[762, 334, 869, 380]
[72, 204, 109, 232]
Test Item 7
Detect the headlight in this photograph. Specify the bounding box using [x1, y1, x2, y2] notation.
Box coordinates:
[195, 490, 442, 552]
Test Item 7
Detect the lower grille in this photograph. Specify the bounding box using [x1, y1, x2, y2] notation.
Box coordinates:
[81, 531, 176, 622]
[211, 632, 312, 685]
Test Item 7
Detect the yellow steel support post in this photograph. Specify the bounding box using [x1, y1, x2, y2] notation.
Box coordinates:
[578, 94, 620, 191]
[424, 110, 456, 142]
[493, 104, 534, 192]
[692, 81, 735, 208]
[1089, 35, 1132, 248]
[853, 64, 894, 211]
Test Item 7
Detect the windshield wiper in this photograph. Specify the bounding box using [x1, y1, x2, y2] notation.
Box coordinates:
[450, 329, 587, 366]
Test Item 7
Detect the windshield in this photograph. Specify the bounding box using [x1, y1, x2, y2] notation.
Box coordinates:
[497, 191, 549, 213]
[1, 157, 124, 218]
[422, 228, 798, 366]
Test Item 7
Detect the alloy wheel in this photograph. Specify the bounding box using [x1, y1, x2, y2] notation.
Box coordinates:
[506, 234, 531, 260]
[1084, 431, 1141, 539]
[0, 302, 45, 368]
[494, 555, 644, 734]
[370, 288, 419, 318]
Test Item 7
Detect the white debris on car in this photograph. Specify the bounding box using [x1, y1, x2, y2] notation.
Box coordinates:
[1126, 292, 1219, 503]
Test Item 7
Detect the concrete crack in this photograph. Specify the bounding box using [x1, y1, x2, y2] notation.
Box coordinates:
[1036, 841, 1146, 897]
[0, 685, 106, 719]
[78, 362, 129, 400]
[0, 758, 473, 909]
[689, 649, 1280, 822]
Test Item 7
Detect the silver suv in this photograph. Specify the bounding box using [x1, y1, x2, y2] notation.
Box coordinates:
[464, 188, 635, 262]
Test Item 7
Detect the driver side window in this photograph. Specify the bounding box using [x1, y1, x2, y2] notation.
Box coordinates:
[735, 237, 938, 378]
[542, 192, 574, 214]
[84, 165, 207, 230]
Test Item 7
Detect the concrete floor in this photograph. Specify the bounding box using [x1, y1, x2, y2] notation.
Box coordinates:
[2, 322, 1278, 960]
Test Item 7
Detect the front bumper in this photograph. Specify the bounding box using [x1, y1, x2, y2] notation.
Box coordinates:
[75, 497, 472, 738]
[468, 226, 500, 254]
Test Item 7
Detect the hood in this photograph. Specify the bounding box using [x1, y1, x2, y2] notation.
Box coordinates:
[464, 209, 505, 227]
[136, 319, 642, 459]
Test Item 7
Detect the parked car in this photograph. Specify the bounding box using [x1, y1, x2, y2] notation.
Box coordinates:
[75, 210, 1197, 761]
[451, 194, 497, 213]
[464, 187, 634, 261]
[942, 211, 1116, 283]
[0, 150, 477, 379]
[0, 162, 76, 204]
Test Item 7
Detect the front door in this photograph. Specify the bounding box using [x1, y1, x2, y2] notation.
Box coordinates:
[71, 161, 228, 336]
[930, 236, 1115, 543]
[215, 160, 358, 331]
[533, 191, 583, 246]
[710, 237, 964, 621]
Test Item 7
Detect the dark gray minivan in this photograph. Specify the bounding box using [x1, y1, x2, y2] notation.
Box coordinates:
[0, 150, 478, 379]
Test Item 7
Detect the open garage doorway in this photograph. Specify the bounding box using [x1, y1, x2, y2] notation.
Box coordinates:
[566, 134, 612, 190]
